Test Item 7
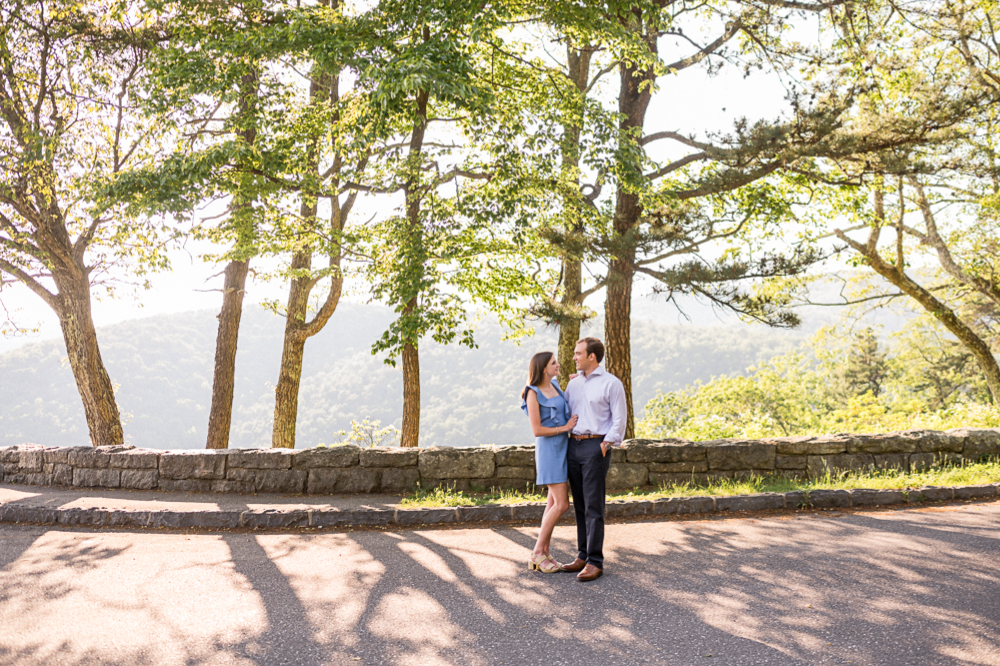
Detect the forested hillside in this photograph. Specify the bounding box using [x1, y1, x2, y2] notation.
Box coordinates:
[0, 304, 801, 449]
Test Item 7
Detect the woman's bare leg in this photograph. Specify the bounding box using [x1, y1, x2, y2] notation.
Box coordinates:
[532, 490, 556, 557]
[533, 482, 570, 558]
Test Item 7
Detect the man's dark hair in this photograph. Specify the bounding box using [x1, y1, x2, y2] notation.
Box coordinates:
[576, 337, 604, 364]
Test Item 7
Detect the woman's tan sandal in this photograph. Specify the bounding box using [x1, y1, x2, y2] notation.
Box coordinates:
[528, 553, 561, 573]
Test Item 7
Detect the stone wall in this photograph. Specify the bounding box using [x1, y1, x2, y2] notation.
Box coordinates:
[1, 427, 998, 495]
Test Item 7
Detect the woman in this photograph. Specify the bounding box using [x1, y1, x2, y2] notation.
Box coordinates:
[521, 351, 578, 573]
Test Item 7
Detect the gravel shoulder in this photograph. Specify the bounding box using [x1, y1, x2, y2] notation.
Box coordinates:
[0, 482, 406, 512]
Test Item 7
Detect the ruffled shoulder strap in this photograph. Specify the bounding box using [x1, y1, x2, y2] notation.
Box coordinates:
[551, 380, 570, 420]
[521, 384, 541, 414]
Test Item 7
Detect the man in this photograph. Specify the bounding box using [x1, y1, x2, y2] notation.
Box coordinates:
[561, 337, 627, 582]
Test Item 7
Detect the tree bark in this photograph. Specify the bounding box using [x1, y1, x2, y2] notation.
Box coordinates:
[53, 268, 125, 447]
[205, 66, 259, 449]
[604, 20, 656, 439]
[206, 258, 250, 449]
[400, 298, 421, 448]
[271, 253, 344, 448]
[271, 208, 345, 447]
[271, 251, 311, 450]
[557, 258, 582, 386]
[398, 76, 429, 448]
[556, 45, 592, 387]
[604, 251, 636, 438]
[5, 234, 125, 447]
[0, 16, 126, 447]
[270, 58, 345, 449]
[4, 167, 125, 449]
[271, 334, 308, 449]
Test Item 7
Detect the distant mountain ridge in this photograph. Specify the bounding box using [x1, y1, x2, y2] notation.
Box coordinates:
[0, 303, 804, 449]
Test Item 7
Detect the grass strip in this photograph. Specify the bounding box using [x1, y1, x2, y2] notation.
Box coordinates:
[399, 458, 1000, 508]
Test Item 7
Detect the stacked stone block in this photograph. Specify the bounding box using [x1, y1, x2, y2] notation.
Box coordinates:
[1, 427, 998, 496]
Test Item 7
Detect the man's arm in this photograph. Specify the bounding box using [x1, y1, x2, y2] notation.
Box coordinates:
[602, 378, 628, 454]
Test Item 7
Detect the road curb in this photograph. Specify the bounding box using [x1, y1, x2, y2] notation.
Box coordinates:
[1, 483, 998, 530]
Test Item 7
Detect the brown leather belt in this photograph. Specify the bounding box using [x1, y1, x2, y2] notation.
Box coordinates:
[570, 433, 606, 441]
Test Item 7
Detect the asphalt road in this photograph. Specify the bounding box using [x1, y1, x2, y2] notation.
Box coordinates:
[1, 502, 999, 666]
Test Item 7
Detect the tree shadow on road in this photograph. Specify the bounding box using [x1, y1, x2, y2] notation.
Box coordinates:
[306, 511, 1000, 665]
[3, 508, 1000, 666]
[0, 527, 128, 605]
[0, 524, 46, 573]
[0, 528, 134, 666]
[212, 533, 338, 666]
[306, 525, 797, 666]
[605, 511, 1000, 665]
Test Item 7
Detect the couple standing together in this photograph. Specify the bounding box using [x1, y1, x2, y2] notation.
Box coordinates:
[520, 337, 627, 582]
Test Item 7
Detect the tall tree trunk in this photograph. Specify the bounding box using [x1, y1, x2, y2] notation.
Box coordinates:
[205, 67, 259, 449]
[604, 22, 656, 439]
[270, 59, 345, 450]
[271, 251, 311, 449]
[53, 269, 125, 447]
[0, 135, 125, 448]
[398, 79, 429, 448]
[557, 258, 582, 386]
[270, 247, 344, 448]
[400, 297, 421, 448]
[604, 251, 636, 438]
[556, 45, 592, 387]
[206, 259, 250, 449]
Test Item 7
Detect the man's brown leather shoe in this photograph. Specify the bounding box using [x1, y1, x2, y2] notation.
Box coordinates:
[561, 558, 586, 573]
[576, 563, 603, 582]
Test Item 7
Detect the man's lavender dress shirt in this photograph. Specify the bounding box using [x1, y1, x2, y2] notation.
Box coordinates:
[565, 365, 628, 445]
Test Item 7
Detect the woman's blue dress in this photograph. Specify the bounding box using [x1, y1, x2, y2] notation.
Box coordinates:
[521, 383, 570, 485]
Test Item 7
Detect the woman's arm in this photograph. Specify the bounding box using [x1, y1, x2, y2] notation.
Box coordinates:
[525, 391, 574, 437]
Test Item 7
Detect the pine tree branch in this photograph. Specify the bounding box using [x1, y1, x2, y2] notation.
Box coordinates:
[663, 18, 743, 74]
[644, 151, 709, 180]
[755, 0, 849, 9]
[640, 130, 713, 149]
[635, 213, 753, 267]
[676, 160, 784, 199]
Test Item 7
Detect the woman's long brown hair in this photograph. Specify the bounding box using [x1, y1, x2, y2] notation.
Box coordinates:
[522, 351, 554, 401]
